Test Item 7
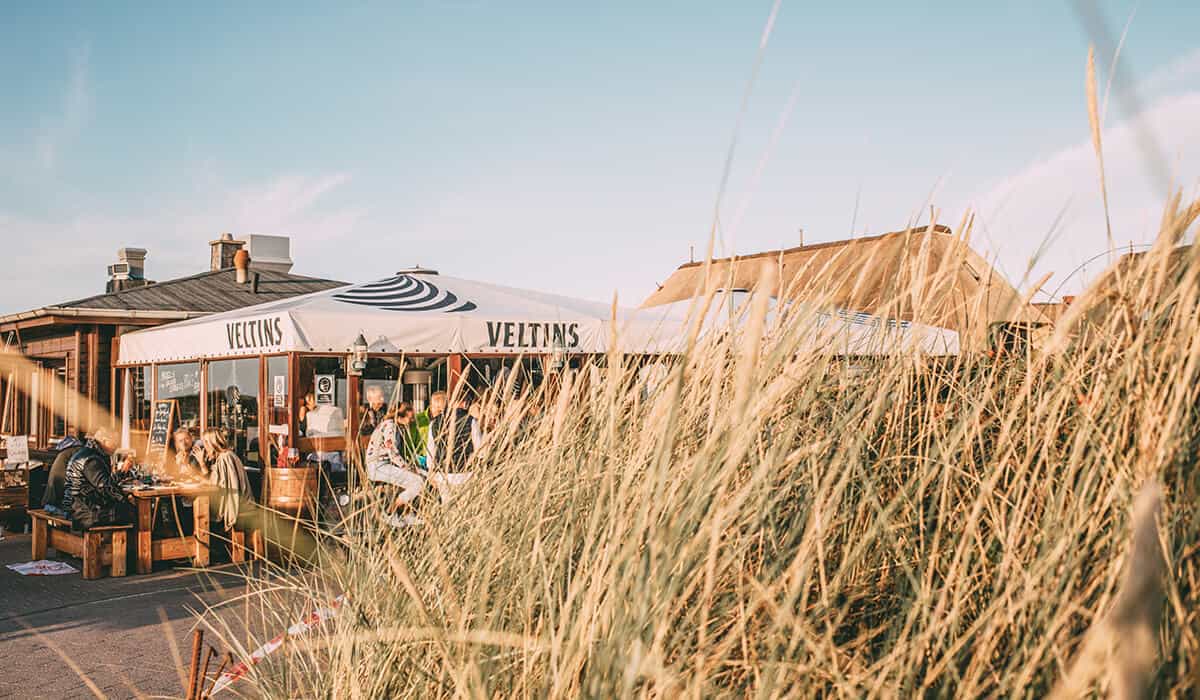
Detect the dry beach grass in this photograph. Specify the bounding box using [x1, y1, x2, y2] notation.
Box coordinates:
[200, 197, 1200, 698]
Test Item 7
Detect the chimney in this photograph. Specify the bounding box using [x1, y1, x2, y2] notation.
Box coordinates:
[106, 248, 152, 294]
[234, 249, 251, 284]
[209, 232, 246, 271]
[245, 234, 293, 273]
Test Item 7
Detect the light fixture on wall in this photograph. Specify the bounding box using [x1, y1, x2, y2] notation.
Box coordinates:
[349, 333, 368, 375]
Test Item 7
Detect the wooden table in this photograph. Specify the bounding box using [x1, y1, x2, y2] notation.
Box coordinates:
[124, 483, 216, 574]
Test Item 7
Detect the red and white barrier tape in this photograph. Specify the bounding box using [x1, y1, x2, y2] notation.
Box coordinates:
[210, 594, 346, 696]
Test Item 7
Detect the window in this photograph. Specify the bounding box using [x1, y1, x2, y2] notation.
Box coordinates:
[207, 358, 261, 468]
[296, 356, 347, 470]
[157, 362, 201, 430]
[462, 356, 543, 400]
[119, 366, 153, 453]
[297, 356, 347, 438]
[264, 356, 289, 466]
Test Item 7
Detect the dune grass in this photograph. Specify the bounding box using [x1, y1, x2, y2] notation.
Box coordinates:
[204, 199, 1200, 698]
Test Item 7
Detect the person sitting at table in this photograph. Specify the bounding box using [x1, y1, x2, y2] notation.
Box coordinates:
[198, 428, 256, 531]
[364, 405, 425, 527]
[359, 385, 387, 437]
[301, 394, 347, 472]
[426, 395, 479, 503]
[41, 431, 85, 517]
[61, 427, 135, 530]
[393, 402, 423, 464]
[298, 392, 317, 436]
[171, 428, 205, 479]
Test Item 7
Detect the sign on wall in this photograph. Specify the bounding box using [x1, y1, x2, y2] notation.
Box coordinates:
[314, 375, 335, 405]
[2, 435, 29, 468]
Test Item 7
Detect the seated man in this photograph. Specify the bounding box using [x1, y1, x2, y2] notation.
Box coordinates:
[41, 432, 85, 517]
[61, 427, 135, 530]
[171, 428, 205, 479]
[426, 395, 479, 502]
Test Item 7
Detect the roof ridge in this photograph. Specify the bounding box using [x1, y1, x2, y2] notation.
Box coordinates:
[50, 268, 344, 309]
[672, 224, 954, 271]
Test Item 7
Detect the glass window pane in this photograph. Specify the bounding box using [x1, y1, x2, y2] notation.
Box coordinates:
[297, 357, 347, 438]
[157, 362, 201, 430]
[296, 356, 347, 471]
[206, 358, 261, 468]
[264, 356, 289, 466]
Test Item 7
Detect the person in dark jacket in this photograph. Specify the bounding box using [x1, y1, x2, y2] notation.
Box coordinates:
[61, 427, 135, 530]
[429, 396, 476, 472]
[41, 433, 85, 516]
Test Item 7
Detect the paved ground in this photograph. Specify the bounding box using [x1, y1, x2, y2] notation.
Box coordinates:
[0, 529, 266, 699]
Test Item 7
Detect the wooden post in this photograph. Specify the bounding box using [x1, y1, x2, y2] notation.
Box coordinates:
[347, 366, 360, 442]
[73, 328, 82, 437]
[111, 529, 127, 577]
[198, 360, 208, 433]
[448, 354, 464, 396]
[31, 515, 47, 559]
[87, 326, 99, 431]
[251, 528, 266, 560]
[193, 494, 210, 567]
[82, 531, 101, 579]
[258, 356, 267, 471]
[186, 629, 204, 700]
[231, 529, 246, 563]
[136, 497, 153, 574]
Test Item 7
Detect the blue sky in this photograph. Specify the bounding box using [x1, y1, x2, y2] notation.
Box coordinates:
[2, 1, 1198, 314]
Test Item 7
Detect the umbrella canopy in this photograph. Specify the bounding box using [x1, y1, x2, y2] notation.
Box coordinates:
[118, 273, 687, 364]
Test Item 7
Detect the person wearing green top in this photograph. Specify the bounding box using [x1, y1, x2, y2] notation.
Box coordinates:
[413, 391, 447, 468]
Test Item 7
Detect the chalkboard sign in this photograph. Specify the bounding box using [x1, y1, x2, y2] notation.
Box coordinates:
[145, 399, 177, 469]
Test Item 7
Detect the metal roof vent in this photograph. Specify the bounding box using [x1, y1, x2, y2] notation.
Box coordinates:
[396, 266, 439, 276]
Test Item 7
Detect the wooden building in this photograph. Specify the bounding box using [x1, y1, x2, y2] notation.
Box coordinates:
[0, 235, 344, 452]
[641, 225, 1045, 349]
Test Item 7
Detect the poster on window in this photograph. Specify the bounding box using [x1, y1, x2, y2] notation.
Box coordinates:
[315, 374, 335, 405]
[273, 375, 286, 408]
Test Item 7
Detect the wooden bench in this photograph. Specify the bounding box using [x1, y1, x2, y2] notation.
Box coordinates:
[29, 510, 131, 579]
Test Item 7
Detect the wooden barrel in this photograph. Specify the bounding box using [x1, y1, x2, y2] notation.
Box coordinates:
[266, 466, 318, 517]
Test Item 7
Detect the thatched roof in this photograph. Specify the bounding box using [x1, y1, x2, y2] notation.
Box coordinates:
[641, 225, 1043, 343]
[1072, 244, 1199, 328]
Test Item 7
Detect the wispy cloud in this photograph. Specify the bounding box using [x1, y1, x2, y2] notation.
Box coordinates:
[1141, 47, 1200, 99]
[36, 44, 91, 171]
[0, 171, 363, 313]
[958, 43, 1200, 298]
[968, 91, 1200, 297]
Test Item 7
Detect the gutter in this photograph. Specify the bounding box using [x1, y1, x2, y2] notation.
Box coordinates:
[0, 307, 207, 326]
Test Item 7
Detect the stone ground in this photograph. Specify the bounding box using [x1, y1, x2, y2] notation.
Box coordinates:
[0, 528, 271, 699]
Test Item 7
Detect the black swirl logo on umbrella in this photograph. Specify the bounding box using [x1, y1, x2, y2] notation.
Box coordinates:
[332, 275, 477, 312]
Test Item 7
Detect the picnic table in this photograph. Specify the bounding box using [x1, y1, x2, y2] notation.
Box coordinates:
[123, 482, 216, 574]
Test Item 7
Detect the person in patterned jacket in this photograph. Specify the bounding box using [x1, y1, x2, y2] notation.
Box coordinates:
[61, 427, 135, 530]
[364, 404, 425, 526]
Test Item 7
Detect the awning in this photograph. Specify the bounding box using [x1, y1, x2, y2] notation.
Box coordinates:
[117, 273, 687, 364]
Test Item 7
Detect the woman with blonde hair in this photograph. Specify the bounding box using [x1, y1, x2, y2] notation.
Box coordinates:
[199, 429, 255, 530]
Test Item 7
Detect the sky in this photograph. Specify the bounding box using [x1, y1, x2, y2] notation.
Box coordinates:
[1, 0, 1198, 315]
